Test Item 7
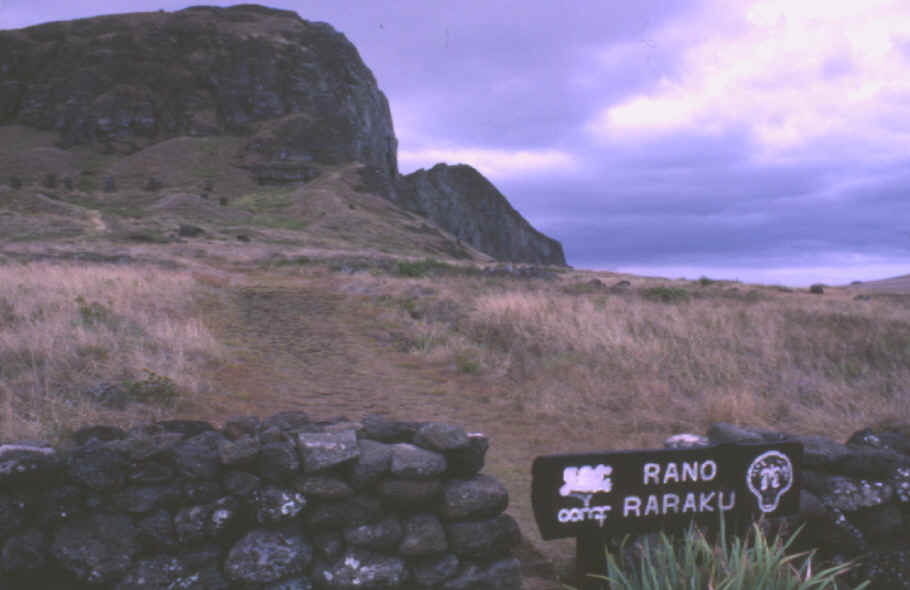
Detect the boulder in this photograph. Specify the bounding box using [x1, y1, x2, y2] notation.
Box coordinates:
[174, 431, 223, 480]
[252, 486, 307, 525]
[413, 423, 470, 453]
[441, 557, 522, 590]
[297, 431, 360, 473]
[317, 548, 407, 590]
[445, 434, 489, 477]
[297, 474, 354, 499]
[440, 475, 509, 521]
[361, 414, 420, 443]
[389, 443, 447, 479]
[409, 553, 460, 587]
[50, 513, 138, 584]
[343, 515, 403, 552]
[349, 439, 393, 489]
[399, 513, 448, 556]
[445, 514, 520, 559]
[225, 529, 312, 584]
[259, 441, 301, 482]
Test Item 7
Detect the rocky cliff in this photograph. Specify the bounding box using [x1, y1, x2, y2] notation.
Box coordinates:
[396, 164, 566, 266]
[0, 4, 566, 265]
[0, 4, 398, 180]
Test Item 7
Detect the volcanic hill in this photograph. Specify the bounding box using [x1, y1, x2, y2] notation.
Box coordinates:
[0, 3, 566, 266]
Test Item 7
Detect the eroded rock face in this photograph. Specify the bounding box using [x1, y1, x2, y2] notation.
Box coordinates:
[395, 163, 566, 265]
[0, 5, 398, 178]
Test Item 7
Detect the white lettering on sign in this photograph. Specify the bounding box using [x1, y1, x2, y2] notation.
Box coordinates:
[557, 504, 613, 526]
[622, 491, 735, 517]
[560, 464, 613, 496]
[643, 460, 718, 484]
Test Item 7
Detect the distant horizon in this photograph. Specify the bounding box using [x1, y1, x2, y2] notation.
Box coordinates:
[2, 1, 909, 286]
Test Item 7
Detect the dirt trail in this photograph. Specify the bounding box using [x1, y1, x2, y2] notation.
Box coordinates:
[198, 272, 564, 588]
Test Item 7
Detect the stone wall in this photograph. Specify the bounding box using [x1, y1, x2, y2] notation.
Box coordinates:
[667, 422, 910, 590]
[0, 413, 522, 590]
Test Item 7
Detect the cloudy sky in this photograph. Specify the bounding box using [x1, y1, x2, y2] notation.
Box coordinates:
[3, 1, 909, 285]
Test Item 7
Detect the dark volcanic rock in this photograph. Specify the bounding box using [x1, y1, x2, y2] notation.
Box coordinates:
[441, 557, 522, 590]
[67, 444, 128, 491]
[378, 478, 443, 508]
[389, 443, 447, 479]
[349, 439, 393, 489]
[51, 513, 138, 584]
[259, 441, 301, 482]
[399, 513, 448, 556]
[445, 434, 489, 477]
[0, 5, 397, 178]
[361, 414, 420, 443]
[253, 485, 307, 525]
[1, 528, 46, 573]
[225, 529, 312, 584]
[395, 163, 566, 265]
[413, 422, 470, 453]
[297, 430, 360, 473]
[175, 431, 223, 480]
[305, 494, 383, 530]
[0, 494, 26, 537]
[343, 515, 403, 552]
[137, 509, 178, 552]
[318, 548, 407, 590]
[440, 475, 509, 521]
[445, 514, 521, 559]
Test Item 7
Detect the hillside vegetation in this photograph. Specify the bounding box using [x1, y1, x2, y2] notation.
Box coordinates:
[0, 244, 907, 586]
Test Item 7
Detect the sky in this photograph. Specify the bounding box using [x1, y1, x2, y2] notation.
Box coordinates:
[2, 1, 909, 286]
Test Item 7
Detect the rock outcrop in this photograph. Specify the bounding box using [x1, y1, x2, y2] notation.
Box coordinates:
[0, 4, 398, 179]
[396, 164, 566, 266]
[0, 4, 567, 265]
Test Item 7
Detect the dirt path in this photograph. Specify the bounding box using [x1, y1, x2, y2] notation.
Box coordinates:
[197, 272, 565, 588]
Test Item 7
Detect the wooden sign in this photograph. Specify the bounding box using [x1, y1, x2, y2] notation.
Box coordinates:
[532, 442, 802, 589]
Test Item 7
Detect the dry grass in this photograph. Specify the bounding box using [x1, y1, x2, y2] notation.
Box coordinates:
[401, 276, 910, 449]
[0, 261, 224, 441]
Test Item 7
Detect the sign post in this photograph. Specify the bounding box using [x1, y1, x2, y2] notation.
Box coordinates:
[531, 442, 802, 589]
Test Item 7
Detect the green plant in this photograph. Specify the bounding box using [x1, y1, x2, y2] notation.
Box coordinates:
[396, 258, 450, 278]
[121, 368, 180, 406]
[455, 352, 480, 374]
[0, 296, 17, 327]
[810, 284, 826, 295]
[577, 522, 867, 590]
[275, 255, 311, 267]
[640, 286, 690, 304]
[698, 276, 716, 286]
[75, 295, 118, 329]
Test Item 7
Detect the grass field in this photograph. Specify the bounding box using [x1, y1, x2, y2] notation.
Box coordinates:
[1, 249, 906, 587]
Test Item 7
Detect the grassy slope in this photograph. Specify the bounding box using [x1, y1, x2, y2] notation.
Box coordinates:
[2, 125, 909, 588]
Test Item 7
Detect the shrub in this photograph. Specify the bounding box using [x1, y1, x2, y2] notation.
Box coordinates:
[121, 369, 180, 406]
[395, 258, 450, 278]
[582, 523, 867, 590]
[698, 276, 715, 286]
[640, 286, 690, 304]
[75, 295, 118, 329]
[454, 352, 480, 374]
[810, 284, 825, 295]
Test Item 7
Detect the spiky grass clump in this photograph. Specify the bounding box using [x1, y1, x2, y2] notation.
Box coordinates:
[582, 523, 867, 590]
